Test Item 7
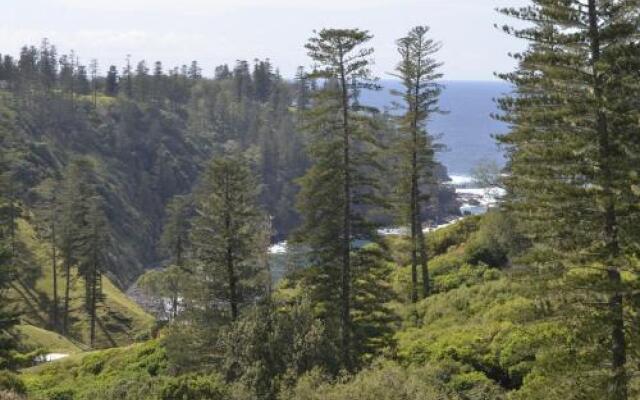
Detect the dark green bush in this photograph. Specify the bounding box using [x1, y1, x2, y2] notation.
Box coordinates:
[159, 373, 227, 400]
[44, 389, 74, 400]
[0, 371, 26, 394]
[463, 211, 513, 268]
[464, 238, 508, 267]
[80, 354, 105, 375]
[428, 216, 482, 257]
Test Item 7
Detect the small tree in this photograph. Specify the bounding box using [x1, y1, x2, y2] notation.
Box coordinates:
[160, 195, 192, 268]
[105, 65, 119, 96]
[189, 145, 262, 322]
[138, 265, 189, 321]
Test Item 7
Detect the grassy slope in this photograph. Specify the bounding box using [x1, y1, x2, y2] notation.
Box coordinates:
[14, 325, 83, 355]
[10, 217, 154, 350]
[22, 340, 170, 400]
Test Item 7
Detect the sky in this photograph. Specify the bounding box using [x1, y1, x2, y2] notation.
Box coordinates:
[0, 0, 530, 80]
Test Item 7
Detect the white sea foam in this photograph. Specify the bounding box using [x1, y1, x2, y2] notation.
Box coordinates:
[447, 175, 476, 186]
[269, 242, 288, 254]
[378, 227, 409, 236]
[456, 187, 505, 215]
[457, 187, 505, 202]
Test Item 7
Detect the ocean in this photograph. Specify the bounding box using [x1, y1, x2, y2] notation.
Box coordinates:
[361, 80, 512, 177]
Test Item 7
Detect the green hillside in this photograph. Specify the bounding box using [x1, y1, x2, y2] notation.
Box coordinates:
[14, 325, 83, 355]
[0, 89, 211, 287]
[8, 217, 154, 350]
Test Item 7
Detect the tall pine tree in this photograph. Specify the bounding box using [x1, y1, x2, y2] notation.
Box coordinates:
[391, 26, 444, 301]
[498, 1, 640, 398]
[57, 158, 97, 336]
[0, 132, 19, 369]
[297, 28, 380, 369]
[78, 195, 108, 348]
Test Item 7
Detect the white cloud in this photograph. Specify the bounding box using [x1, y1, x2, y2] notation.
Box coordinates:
[56, 0, 404, 13]
[2, 0, 529, 80]
[0, 27, 207, 53]
[0, 27, 216, 74]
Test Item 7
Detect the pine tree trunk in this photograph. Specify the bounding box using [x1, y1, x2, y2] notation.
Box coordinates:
[176, 236, 183, 268]
[9, 194, 15, 258]
[339, 50, 352, 369]
[410, 146, 418, 303]
[609, 268, 626, 399]
[90, 267, 97, 348]
[224, 174, 239, 321]
[417, 214, 430, 298]
[587, 1, 627, 398]
[51, 222, 59, 331]
[227, 245, 238, 321]
[171, 296, 178, 321]
[63, 259, 71, 335]
[264, 217, 273, 303]
[411, 46, 430, 299]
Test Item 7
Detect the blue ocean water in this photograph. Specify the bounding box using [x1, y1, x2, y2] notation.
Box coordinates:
[361, 80, 512, 176]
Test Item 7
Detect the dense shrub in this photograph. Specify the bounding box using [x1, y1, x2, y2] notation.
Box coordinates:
[42, 389, 74, 400]
[428, 216, 481, 257]
[0, 372, 25, 395]
[23, 340, 170, 400]
[463, 211, 521, 268]
[282, 362, 504, 400]
[159, 374, 227, 400]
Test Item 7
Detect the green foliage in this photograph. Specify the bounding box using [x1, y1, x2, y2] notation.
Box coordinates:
[389, 212, 511, 300]
[189, 147, 263, 322]
[394, 276, 561, 392]
[282, 362, 503, 400]
[462, 211, 517, 268]
[23, 340, 170, 400]
[497, 1, 640, 397]
[7, 217, 153, 349]
[351, 244, 398, 362]
[23, 214, 639, 400]
[159, 195, 192, 267]
[137, 265, 189, 321]
[219, 300, 335, 400]
[427, 216, 481, 257]
[0, 43, 312, 288]
[13, 325, 82, 355]
[0, 371, 26, 394]
[158, 373, 228, 400]
[383, 216, 596, 397]
[0, 121, 20, 370]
